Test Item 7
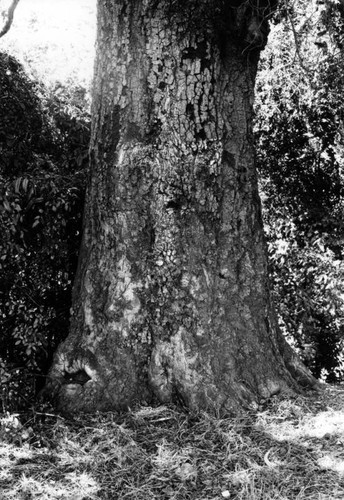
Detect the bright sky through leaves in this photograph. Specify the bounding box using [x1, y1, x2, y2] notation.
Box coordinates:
[0, 0, 96, 87]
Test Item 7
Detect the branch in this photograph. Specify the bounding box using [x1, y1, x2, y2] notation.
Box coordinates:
[284, 0, 315, 86]
[0, 0, 21, 38]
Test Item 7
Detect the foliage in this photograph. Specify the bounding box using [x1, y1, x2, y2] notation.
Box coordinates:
[1, 390, 344, 499]
[0, 52, 89, 411]
[255, 0, 344, 381]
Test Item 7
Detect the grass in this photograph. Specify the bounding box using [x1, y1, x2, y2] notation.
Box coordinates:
[1, 386, 344, 499]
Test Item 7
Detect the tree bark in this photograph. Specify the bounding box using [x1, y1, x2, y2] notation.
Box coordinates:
[46, 0, 319, 414]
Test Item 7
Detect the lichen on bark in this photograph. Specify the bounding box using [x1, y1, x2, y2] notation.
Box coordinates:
[45, 0, 319, 415]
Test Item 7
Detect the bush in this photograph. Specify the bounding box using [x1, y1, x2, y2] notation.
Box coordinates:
[255, 0, 344, 381]
[0, 53, 89, 411]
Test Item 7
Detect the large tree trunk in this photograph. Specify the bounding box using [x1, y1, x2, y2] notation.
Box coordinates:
[46, 0, 318, 414]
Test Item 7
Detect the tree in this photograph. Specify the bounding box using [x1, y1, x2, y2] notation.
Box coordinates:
[45, 0, 319, 414]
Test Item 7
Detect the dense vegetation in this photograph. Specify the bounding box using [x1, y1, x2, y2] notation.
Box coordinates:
[255, 0, 344, 382]
[0, 53, 90, 410]
[1, 0, 344, 412]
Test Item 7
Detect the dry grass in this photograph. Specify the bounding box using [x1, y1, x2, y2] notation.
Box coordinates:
[1, 386, 344, 499]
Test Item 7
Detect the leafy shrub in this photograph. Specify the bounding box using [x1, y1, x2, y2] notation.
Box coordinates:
[263, 210, 344, 382]
[255, 0, 344, 381]
[0, 53, 89, 411]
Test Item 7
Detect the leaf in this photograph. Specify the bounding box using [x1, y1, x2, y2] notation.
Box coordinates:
[3, 200, 11, 211]
[14, 177, 21, 194]
[22, 178, 29, 192]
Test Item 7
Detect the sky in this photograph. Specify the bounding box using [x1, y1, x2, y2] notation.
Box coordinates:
[0, 0, 97, 87]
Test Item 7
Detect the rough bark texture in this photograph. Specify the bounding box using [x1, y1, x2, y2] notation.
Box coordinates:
[46, 0, 318, 414]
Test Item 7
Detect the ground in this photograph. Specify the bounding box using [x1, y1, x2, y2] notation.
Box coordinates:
[1, 386, 344, 499]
